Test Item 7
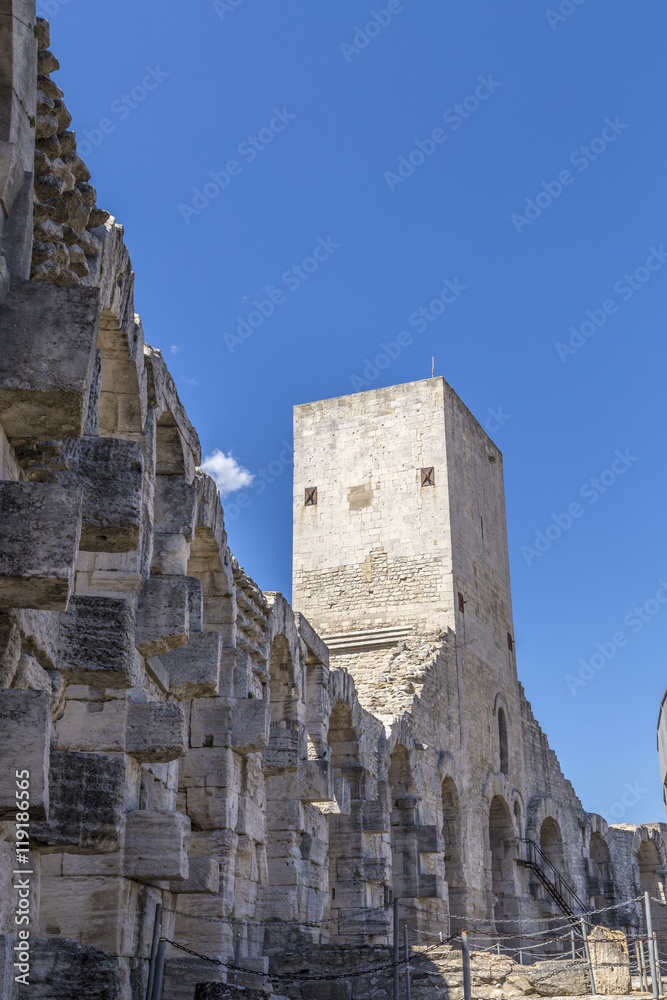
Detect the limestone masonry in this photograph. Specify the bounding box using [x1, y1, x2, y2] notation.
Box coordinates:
[0, 7, 665, 1000]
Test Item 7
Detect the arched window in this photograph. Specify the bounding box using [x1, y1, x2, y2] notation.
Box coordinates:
[442, 777, 465, 929]
[489, 795, 516, 934]
[498, 707, 509, 775]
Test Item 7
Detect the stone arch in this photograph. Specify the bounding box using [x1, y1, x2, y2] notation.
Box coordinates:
[261, 632, 306, 949]
[488, 794, 519, 935]
[441, 776, 465, 930]
[389, 744, 420, 926]
[156, 410, 190, 477]
[635, 832, 667, 936]
[540, 816, 565, 874]
[187, 526, 234, 629]
[498, 707, 509, 775]
[96, 311, 144, 441]
[326, 701, 370, 942]
[589, 831, 615, 916]
[492, 694, 511, 777]
[525, 796, 568, 846]
[268, 634, 298, 725]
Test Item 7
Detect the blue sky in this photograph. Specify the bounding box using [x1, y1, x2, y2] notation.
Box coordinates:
[48, 0, 667, 825]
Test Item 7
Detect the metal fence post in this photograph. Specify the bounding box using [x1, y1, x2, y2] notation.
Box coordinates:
[580, 919, 596, 996]
[653, 930, 663, 997]
[635, 941, 644, 991]
[640, 939, 649, 992]
[461, 930, 472, 1000]
[393, 898, 399, 1000]
[646, 891, 659, 999]
[150, 939, 166, 1000]
[403, 925, 411, 1000]
[145, 903, 162, 1000]
[570, 929, 575, 961]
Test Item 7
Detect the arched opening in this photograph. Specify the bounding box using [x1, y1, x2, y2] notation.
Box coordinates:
[489, 795, 518, 934]
[389, 746, 420, 927]
[268, 635, 298, 726]
[498, 707, 509, 775]
[532, 817, 567, 925]
[261, 635, 304, 950]
[441, 777, 465, 929]
[589, 832, 615, 917]
[187, 528, 233, 633]
[156, 413, 188, 476]
[96, 313, 143, 441]
[637, 840, 667, 936]
[326, 702, 379, 942]
[540, 818, 565, 875]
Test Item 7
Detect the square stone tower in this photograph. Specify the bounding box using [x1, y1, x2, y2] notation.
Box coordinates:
[292, 378, 518, 713]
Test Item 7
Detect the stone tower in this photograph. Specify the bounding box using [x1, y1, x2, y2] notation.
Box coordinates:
[292, 377, 518, 721]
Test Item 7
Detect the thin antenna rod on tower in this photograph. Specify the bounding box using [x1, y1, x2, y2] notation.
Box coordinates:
[431, 357, 434, 378]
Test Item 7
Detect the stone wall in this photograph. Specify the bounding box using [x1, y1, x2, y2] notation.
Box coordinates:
[0, 6, 666, 1000]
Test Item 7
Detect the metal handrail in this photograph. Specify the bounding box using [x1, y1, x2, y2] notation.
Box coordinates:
[522, 838, 587, 915]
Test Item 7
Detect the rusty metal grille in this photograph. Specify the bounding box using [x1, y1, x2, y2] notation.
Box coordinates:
[421, 467, 435, 486]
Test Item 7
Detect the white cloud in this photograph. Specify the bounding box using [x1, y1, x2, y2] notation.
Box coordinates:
[170, 345, 180, 354]
[182, 377, 198, 386]
[200, 449, 254, 496]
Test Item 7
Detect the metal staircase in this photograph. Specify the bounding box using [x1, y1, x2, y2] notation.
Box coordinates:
[522, 839, 587, 921]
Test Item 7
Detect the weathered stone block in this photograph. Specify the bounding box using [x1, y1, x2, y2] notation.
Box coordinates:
[298, 758, 334, 803]
[190, 696, 232, 748]
[236, 794, 265, 840]
[180, 745, 238, 789]
[125, 700, 187, 762]
[265, 795, 304, 832]
[16, 937, 123, 999]
[154, 475, 197, 537]
[417, 824, 439, 853]
[135, 576, 189, 657]
[194, 985, 267, 1000]
[362, 799, 390, 832]
[231, 698, 270, 754]
[32, 751, 125, 852]
[164, 962, 226, 1000]
[262, 724, 301, 774]
[166, 856, 220, 894]
[0, 482, 82, 611]
[151, 532, 190, 576]
[123, 809, 190, 881]
[317, 775, 351, 815]
[267, 856, 307, 887]
[163, 630, 222, 699]
[186, 786, 238, 831]
[58, 595, 138, 688]
[300, 832, 328, 866]
[0, 279, 100, 438]
[588, 925, 631, 994]
[56, 696, 126, 753]
[393, 873, 442, 898]
[60, 435, 143, 552]
[0, 689, 50, 819]
[334, 907, 391, 937]
[302, 981, 351, 1000]
[38, 876, 139, 955]
[336, 856, 390, 882]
